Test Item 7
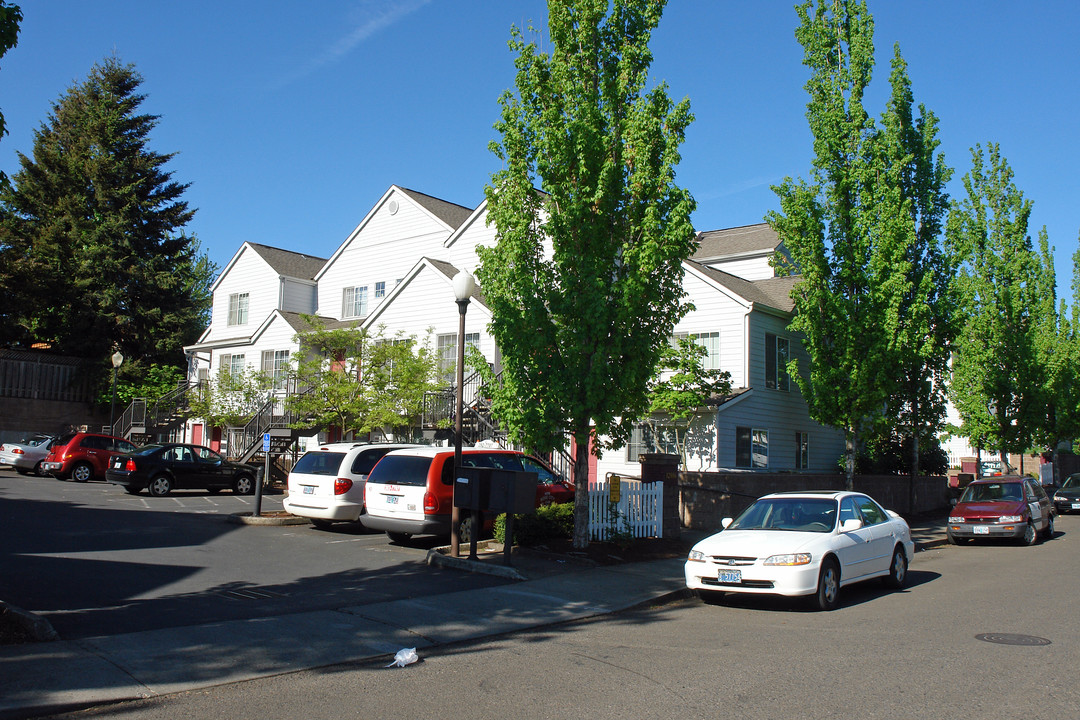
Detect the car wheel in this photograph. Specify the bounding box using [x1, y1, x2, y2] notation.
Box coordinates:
[311, 519, 334, 530]
[15, 467, 31, 476]
[1041, 514, 1055, 541]
[458, 514, 482, 544]
[33, 461, 46, 477]
[813, 558, 840, 611]
[147, 475, 173, 497]
[1021, 522, 1037, 546]
[233, 475, 255, 495]
[72, 462, 94, 483]
[387, 531, 412, 544]
[883, 546, 908, 589]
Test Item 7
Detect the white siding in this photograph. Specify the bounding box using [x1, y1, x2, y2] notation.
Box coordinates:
[206, 246, 280, 342]
[316, 191, 453, 319]
[705, 255, 776, 282]
[674, 271, 750, 388]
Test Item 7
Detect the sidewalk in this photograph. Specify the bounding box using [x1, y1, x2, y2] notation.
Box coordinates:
[0, 518, 948, 719]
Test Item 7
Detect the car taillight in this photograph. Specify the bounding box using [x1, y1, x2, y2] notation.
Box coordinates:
[334, 477, 353, 495]
[424, 491, 439, 513]
[125, 459, 136, 472]
[11, 448, 24, 455]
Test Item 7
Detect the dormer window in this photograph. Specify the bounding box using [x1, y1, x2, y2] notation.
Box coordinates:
[228, 293, 249, 326]
[342, 286, 368, 318]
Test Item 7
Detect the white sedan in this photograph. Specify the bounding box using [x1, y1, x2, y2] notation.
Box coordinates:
[0, 434, 54, 476]
[685, 490, 914, 610]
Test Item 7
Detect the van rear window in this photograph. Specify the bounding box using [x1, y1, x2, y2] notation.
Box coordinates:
[292, 452, 346, 476]
[368, 455, 433, 486]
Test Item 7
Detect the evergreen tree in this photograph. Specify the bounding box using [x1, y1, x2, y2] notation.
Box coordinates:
[479, 0, 696, 547]
[0, 57, 214, 381]
[946, 143, 1044, 464]
[0, 1, 21, 188]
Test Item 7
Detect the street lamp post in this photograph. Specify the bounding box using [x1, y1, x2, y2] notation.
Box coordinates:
[451, 270, 475, 559]
[109, 350, 124, 434]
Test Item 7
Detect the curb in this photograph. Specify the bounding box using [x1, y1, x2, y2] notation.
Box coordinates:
[426, 542, 527, 580]
[227, 512, 311, 526]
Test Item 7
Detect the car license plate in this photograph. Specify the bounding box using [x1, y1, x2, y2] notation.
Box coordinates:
[718, 569, 741, 584]
[973, 525, 989, 535]
[386, 496, 399, 504]
[303, 486, 314, 495]
[1072, 503, 1080, 510]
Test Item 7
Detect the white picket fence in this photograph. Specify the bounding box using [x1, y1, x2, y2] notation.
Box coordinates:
[588, 476, 663, 541]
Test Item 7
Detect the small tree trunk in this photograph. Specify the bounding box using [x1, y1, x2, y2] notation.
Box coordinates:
[844, 431, 856, 491]
[572, 436, 592, 549]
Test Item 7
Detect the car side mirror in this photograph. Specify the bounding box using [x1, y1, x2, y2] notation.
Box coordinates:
[720, 517, 733, 529]
[841, 518, 863, 532]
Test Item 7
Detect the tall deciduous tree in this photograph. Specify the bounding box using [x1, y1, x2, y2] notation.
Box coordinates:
[768, 0, 887, 489]
[478, 0, 696, 547]
[874, 47, 955, 496]
[946, 143, 1044, 465]
[0, 57, 214, 382]
[285, 319, 441, 439]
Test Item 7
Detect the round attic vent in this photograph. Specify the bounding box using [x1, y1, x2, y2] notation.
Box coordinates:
[388, 199, 399, 215]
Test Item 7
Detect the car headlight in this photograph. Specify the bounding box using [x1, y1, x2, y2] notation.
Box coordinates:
[763, 553, 812, 566]
[999, 515, 1023, 523]
[687, 549, 706, 562]
[948, 516, 964, 523]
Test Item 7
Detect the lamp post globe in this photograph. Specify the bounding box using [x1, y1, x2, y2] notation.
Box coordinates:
[451, 270, 475, 558]
[109, 351, 124, 434]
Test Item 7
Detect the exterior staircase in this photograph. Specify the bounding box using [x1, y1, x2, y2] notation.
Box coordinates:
[112, 380, 199, 443]
[231, 381, 320, 463]
[422, 370, 503, 446]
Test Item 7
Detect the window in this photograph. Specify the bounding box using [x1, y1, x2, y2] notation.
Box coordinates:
[626, 423, 679, 461]
[228, 293, 249, 326]
[261, 349, 290, 390]
[854, 496, 887, 526]
[796, 432, 810, 469]
[765, 333, 789, 391]
[375, 281, 386, 299]
[673, 331, 720, 370]
[342, 286, 368, 318]
[219, 353, 245, 377]
[436, 332, 479, 383]
[736, 426, 768, 468]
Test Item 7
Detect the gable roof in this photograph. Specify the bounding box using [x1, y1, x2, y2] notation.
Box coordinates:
[247, 243, 327, 280]
[684, 259, 796, 314]
[693, 223, 781, 261]
[398, 187, 473, 231]
[363, 256, 488, 329]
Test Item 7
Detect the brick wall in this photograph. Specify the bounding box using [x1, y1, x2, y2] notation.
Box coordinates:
[678, 471, 950, 532]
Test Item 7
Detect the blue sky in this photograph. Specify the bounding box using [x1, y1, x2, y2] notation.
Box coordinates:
[3, 1, 1078, 298]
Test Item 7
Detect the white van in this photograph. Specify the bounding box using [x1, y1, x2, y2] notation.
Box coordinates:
[283, 442, 420, 529]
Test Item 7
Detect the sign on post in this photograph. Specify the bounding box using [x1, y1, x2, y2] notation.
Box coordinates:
[262, 433, 271, 452]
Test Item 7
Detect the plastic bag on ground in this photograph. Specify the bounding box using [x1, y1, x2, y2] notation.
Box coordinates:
[386, 647, 418, 668]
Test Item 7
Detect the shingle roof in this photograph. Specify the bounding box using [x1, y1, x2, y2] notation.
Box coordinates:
[693, 223, 781, 260]
[398, 187, 473, 231]
[248, 244, 327, 280]
[686, 259, 796, 313]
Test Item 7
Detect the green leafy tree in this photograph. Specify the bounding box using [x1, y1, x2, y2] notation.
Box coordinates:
[187, 367, 273, 430]
[0, 57, 214, 380]
[1032, 238, 1080, 481]
[946, 143, 1045, 465]
[768, 0, 888, 490]
[646, 337, 732, 469]
[874, 47, 955, 497]
[0, 1, 21, 189]
[285, 318, 441, 438]
[478, 0, 696, 547]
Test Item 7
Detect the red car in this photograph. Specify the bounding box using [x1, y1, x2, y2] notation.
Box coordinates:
[947, 476, 1055, 546]
[41, 432, 139, 483]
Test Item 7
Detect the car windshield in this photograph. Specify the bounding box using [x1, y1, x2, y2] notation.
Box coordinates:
[292, 452, 347, 476]
[1061, 475, 1080, 489]
[960, 482, 1021, 502]
[728, 497, 838, 532]
[133, 445, 166, 456]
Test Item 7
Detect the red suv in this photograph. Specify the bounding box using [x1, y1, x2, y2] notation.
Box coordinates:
[41, 432, 139, 483]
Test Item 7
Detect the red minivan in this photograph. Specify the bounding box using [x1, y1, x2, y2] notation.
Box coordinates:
[360, 447, 569, 543]
[41, 432, 139, 483]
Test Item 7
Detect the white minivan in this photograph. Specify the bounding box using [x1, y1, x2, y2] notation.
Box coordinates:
[283, 442, 420, 529]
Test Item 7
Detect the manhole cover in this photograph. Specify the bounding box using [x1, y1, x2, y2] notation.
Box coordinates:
[975, 633, 1051, 646]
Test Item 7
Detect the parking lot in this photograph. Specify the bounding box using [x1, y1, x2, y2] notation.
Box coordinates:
[0, 467, 510, 639]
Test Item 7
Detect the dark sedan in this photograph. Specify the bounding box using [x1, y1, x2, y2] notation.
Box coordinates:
[106, 443, 258, 496]
[1053, 474, 1080, 514]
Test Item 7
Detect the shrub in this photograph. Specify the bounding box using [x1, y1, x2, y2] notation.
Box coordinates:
[494, 502, 574, 546]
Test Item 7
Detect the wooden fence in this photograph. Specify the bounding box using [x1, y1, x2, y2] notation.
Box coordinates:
[588, 477, 664, 541]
